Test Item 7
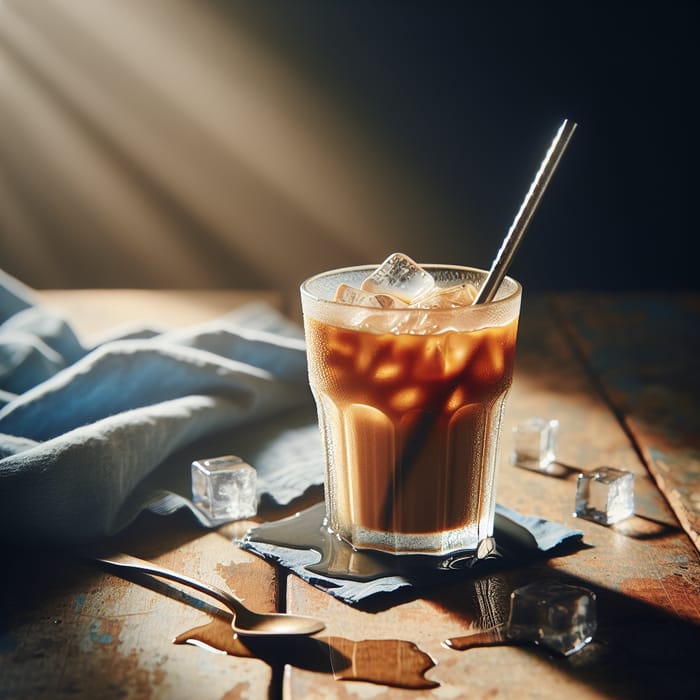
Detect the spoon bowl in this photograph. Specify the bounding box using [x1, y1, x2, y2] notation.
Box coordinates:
[89, 551, 325, 637]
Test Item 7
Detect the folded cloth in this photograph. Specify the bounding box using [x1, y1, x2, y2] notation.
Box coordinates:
[0, 269, 324, 545]
[241, 503, 584, 605]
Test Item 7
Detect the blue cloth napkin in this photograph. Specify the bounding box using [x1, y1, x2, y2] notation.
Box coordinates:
[0, 269, 325, 545]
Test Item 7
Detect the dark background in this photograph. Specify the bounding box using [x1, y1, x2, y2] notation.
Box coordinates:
[226, 0, 696, 292]
[0, 0, 695, 294]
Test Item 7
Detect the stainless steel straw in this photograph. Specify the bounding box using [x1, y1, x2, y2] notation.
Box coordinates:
[473, 118, 577, 305]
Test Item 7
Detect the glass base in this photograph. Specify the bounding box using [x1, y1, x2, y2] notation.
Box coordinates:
[244, 502, 500, 582]
[345, 521, 495, 559]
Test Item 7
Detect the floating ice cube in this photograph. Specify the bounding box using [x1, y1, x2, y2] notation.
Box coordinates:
[510, 417, 560, 471]
[506, 580, 597, 656]
[334, 283, 406, 309]
[356, 309, 433, 336]
[575, 466, 634, 524]
[361, 253, 436, 303]
[397, 310, 442, 334]
[191, 455, 257, 524]
[411, 283, 478, 309]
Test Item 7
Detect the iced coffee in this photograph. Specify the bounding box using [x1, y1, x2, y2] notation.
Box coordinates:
[301, 254, 521, 557]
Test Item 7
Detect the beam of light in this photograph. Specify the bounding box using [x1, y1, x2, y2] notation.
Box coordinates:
[0, 0, 452, 296]
[0, 19, 207, 287]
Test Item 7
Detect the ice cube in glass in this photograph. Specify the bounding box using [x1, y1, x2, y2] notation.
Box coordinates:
[411, 282, 478, 309]
[191, 455, 257, 523]
[334, 283, 405, 308]
[575, 466, 634, 524]
[506, 580, 597, 656]
[360, 252, 435, 303]
[510, 417, 559, 471]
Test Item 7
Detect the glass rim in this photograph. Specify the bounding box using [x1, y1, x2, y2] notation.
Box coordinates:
[300, 263, 522, 312]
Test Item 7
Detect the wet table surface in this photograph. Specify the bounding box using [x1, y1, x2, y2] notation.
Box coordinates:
[1, 290, 699, 699]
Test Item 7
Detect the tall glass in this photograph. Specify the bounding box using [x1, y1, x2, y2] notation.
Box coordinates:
[300, 265, 522, 558]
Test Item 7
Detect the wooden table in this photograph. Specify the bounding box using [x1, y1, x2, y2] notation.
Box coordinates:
[1, 290, 698, 699]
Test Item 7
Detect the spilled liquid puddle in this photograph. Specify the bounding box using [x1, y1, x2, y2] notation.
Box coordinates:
[174, 617, 438, 689]
[241, 502, 539, 582]
[173, 505, 568, 689]
[443, 625, 511, 651]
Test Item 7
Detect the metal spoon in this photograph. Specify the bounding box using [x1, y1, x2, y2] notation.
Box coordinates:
[90, 551, 325, 637]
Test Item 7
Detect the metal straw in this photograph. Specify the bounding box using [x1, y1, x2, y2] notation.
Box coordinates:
[473, 118, 577, 305]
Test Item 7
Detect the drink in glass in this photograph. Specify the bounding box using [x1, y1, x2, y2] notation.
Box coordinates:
[300, 254, 522, 558]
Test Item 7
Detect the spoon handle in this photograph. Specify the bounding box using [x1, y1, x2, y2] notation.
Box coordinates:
[90, 551, 243, 616]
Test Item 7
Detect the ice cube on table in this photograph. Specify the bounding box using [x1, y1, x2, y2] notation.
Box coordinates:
[506, 580, 597, 656]
[191, 455, 257, 524]
[575, 466, 635, 524]
[361, 253, 436, 303]
[510, 417, 560, 471]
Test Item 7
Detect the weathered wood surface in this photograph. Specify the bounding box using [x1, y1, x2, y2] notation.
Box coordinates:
[1, 290, 698, 699]
[284, 293, 700, 699]
[552, 293, 700, 551]
[0, 512, 279, 700]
